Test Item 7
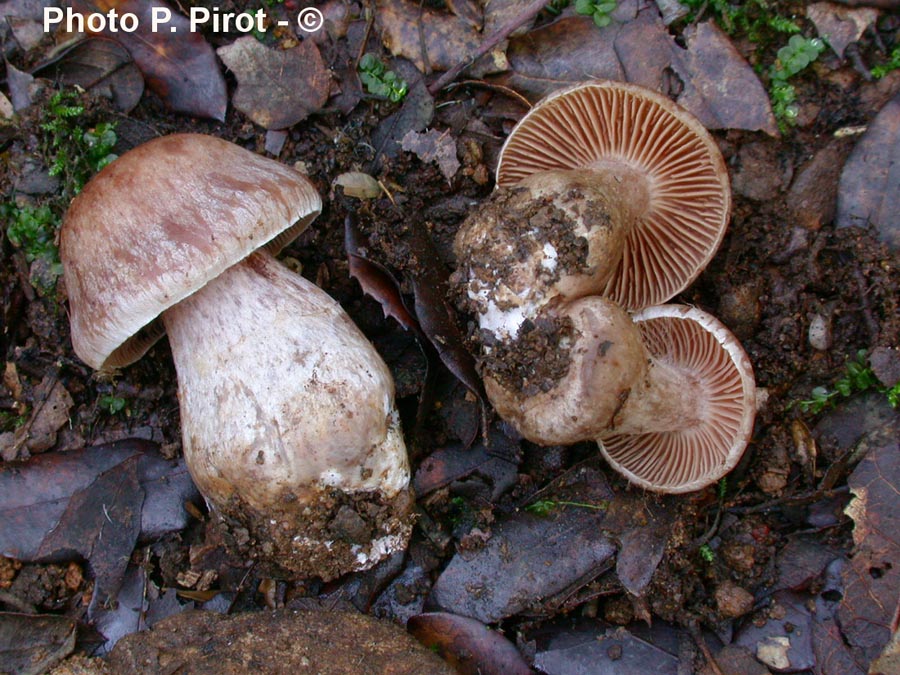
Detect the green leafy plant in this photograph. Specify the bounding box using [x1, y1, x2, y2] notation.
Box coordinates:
[768, 35, 826, 129]
[98, 395, 127, 416]
[680, 0, 799, 41]
[358, 54, 409, 103]
[795, 349, 898, 414]
[2, 203, 64, 292]
[40, 90, 118, 195]
[871, 46, 900, 79]
[525, 498, 609, 516]
[699, 543, 716, 563]
[574, 0, 617, 28]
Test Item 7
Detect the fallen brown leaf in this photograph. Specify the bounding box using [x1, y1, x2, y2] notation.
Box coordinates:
[836, 92, 900, 248]
[400, 128, 461, 183]
[0, 613, 76, 675]
[71, 0, 227, 120]
[807, 2, 879, 57]
[217, 37, 330, 130]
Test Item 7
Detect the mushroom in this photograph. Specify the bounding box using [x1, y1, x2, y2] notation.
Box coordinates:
[60, 134, 412, 579]
[453, 81, 754, 491]
[485, 297, 756, 493]
[454, 80, 732, 340]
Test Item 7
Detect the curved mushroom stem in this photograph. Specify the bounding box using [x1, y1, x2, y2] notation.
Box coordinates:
[161, 250, 412, 579]
[453, 165, 649, 341]
[484, 296, 703, 445]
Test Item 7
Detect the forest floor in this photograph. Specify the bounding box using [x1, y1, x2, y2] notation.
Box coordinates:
[1, 1, 899, 673]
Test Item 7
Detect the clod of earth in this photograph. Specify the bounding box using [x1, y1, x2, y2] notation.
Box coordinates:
[59, 134, 413, 580]
[453, 81, 755, 492]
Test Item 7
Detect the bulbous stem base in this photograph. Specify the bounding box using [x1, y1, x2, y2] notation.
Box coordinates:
[162, 250, 412, 579]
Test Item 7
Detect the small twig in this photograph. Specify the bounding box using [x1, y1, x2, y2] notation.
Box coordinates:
[728, 485, 849, 515]
[427, 0, 551, 96]
[687, 620, 726, 675]
[852, 267, 880, 342]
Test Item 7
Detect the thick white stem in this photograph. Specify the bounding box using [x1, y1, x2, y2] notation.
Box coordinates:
[161, 250, 411, 578]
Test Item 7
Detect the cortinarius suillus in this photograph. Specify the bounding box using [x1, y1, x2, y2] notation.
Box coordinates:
[454, 81, 755, 492]
[61, 134, 412, 579]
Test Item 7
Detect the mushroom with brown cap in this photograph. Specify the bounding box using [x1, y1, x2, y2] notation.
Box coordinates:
[60, 134, 413, 579]
[453, 81, 754, 492]
[454, 79, 732, 338]
[485, 297, 756, 493]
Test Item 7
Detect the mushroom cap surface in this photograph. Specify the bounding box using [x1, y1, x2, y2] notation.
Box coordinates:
[597, 304, 756, 493]
[60, 133, 322, 370]
[496, 81, 731, 310]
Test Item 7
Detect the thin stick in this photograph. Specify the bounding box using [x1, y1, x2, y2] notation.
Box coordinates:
[427, 0, 551, 96]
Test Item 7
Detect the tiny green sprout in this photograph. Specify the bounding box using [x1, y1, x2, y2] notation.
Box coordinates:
[99, 395, 127, 415]
[358, 54, 409, 103]
[699, 544, 715, 563]
[767, 35, 825, 130]
[575, 0, 617, 28]
[525, 499, 609, 516]
[795, 349, 896, 414]
[717, 477, 728, 500]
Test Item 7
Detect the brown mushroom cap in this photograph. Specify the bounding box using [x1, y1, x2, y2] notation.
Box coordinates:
[597, 304, 756, 493]
[496, 81, 731, 310]
[60, 134, 322, 370]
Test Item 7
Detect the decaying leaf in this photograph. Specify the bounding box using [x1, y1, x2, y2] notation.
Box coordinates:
[836, 92, 900, 249]
[408, 612, 533, 675]
[0, 440, 198, 606]
[371, 76, 435, 162]
[532, 619, 685, 675]
[413, 430, 519, 500]
[35, 38, 144, 112]
[400, 129, 461, 183]
[672, 21, 778, 135]
[0, 613, 77, 675]
[807, 2, 879, 58]
[494, 5, 775, 134]
[376, 0, 506, 75]
[217, 37, 330, 130]
[839, 439, 900, 662]
[334, 172, 382, 199]
[71, 0, 227, 120]
[344, 216, 420, 333]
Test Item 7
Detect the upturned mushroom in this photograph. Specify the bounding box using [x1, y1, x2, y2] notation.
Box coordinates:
[453, 81, 755, 492]
[454, 80, 732, 337]
[485, 297, 756, 492]
[61, 134, 412, 579]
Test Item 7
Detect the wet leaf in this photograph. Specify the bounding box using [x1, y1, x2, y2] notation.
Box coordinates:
[838, 438, 900, 662]
[734, 590, 817, 671]
[400, 129, 461, 183]
[6, 62, 38, 111]
[371, 74, 435, 163]
[532, 619, 685, 675]
[671, 21, 778, 135]
[413, 430, 519, 500]
[775, 536, 842, 591]
[217, 37, 330, 130]
[807, 2, 878, 58]
[836, 92, 900, 249]
[71, 0, 227, 120]
[0, 612, 76, 675]
[376, 0, 505, 75]
[345, 216, 420, 334]
[405, 224, 487, 440]
[616, 525, 668, 596]
[21, 377, 73, 454]
[494, 7, 775, 134]
[430, 465, 617, 622]
[0, 439, 198, 567]
[408, 612, 532, 675]
[35, 37, 145, 112]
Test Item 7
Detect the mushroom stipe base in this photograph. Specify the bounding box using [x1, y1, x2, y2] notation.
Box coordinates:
[213, 486, 414, 581]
